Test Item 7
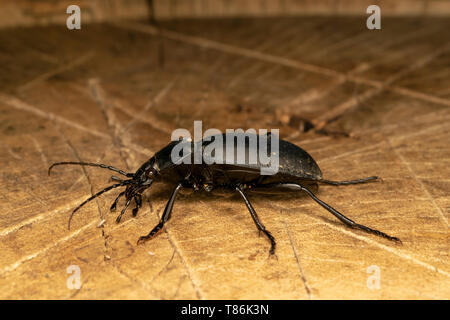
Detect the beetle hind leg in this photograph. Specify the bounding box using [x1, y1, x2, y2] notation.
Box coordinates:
[319, 176, 379, 186]
[296, 183, 401, 243]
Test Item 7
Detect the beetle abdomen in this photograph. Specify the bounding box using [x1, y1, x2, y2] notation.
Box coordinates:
[276, 139, 322, 180]
[201, 133, 323, 180]
[155, 132, 322, 182]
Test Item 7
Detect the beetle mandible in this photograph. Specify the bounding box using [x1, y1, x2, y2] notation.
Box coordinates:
[48, 132, 401, 255]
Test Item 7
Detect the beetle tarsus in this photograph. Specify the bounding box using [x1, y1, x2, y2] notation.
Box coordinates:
[353, 223, 402, 244]
[137, 222, 164, 245]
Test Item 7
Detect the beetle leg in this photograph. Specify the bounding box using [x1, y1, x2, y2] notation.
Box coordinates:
[137, 183, 183, 244]
[297, 184, 401, 242]
[265, 182, 401, 243]
[110, 191, 125, 212]
[132, 194, 142, 217]
[319, 176, 379, 185]
[236, 185, 277, 256]
[116, 197, 132, 223]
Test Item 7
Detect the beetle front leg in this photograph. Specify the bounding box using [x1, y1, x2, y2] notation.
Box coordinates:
[116, 197, 132, 223]
[137, 183, 183, 244]
[236, 185, 277, 256]
[132, 194, 142, 217]
[110, 191, 125, 212]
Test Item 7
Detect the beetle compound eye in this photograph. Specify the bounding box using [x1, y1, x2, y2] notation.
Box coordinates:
[146, 169, 156, 179]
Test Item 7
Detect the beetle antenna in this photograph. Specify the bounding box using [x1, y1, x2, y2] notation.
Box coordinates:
[319, 176, 379, 185]
[48, 162, 134, 177]
[68, 180, 133, 230]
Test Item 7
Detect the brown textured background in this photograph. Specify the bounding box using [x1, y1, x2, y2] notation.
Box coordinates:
[0, 0, 449, 299]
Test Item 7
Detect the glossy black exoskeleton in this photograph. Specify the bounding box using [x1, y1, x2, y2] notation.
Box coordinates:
[49, 132, 401, 255]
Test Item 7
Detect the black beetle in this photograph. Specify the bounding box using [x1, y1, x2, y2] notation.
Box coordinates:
[49, 132, 401, 255]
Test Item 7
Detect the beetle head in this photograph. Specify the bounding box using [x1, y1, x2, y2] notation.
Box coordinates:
[132, 156, 159, 186]
[48, 160, 155, 228]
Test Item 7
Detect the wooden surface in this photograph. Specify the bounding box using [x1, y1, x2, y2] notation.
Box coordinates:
[0, 16, 449, 299]
[0, 0, 150, 28]
[2, 0, 450, 28]
[151, 0, 450, 18]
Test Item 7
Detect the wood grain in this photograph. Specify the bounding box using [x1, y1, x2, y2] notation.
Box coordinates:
[0, 17, 449, 299]
[2, 0, 450, 29]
